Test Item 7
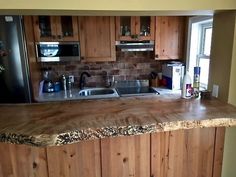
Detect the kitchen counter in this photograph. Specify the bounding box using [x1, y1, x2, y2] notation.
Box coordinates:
[35, 87, 175, 102]
[1, 93, 236, 147]
[36, 89, 83, 102]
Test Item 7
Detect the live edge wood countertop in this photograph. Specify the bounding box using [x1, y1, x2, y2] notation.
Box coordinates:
[1, 94, 236, 147]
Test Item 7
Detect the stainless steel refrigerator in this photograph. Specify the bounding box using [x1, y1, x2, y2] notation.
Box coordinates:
[0, 16, 32, 103]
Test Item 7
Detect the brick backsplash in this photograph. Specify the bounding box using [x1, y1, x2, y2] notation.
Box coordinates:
[41, 52, 161, 87]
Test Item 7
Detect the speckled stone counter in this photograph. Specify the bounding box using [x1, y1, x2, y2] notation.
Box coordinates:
[1, 93, 236, 147]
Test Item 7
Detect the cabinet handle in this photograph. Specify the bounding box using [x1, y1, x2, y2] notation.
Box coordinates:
[81, 56, 84, 60]
[155, 54, 159, 58]
[52, 35, 56, 39]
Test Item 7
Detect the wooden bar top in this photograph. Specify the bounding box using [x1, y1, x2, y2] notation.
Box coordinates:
[1, 94, 236, 147]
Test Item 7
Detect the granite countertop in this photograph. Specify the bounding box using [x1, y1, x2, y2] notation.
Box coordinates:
[1, 93, 236, 147]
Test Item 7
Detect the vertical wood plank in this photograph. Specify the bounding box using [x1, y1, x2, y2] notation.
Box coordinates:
[0, 143, 48, 177]
[151, 131, 170, 177]
[135, 16, 140, 36]
[23, 16, 42, 100]
[109, 16, 116, 61]
[183, 128, 215, 177]
[212, 127, 226, 177]
[151, 128, 216, 177]
[167, 130, 185, 177]
[115, 16, 121, 40]
[47, 139, 101, 177]
[101, 134, 150, 177]
[150, 16, 155, 40]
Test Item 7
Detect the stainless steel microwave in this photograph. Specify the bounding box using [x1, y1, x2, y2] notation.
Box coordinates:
[36, 42, 80, 62]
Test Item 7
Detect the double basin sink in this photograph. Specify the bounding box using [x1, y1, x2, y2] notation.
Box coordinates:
[78, 87, 158, 99]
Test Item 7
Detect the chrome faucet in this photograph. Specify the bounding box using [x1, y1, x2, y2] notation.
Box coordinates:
[79, 72, 91, 89]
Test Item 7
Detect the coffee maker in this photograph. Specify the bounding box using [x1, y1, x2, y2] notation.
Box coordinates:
[42, 68, 54, 93]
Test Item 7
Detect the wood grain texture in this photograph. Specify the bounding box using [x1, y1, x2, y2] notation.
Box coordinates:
[0, 128, 225, 177]
[0, 143, 48, 177]
[137, 16, 155, 41]
[47, 139, 101, 177]
[79, 16, 116, 62]
[56, 16, 79, 41]
[23, 16, 42, 100]
[0, 94, 235, 146]
[151, 128, 217, 177]
[155, 16, 185, 60]
[116, 16, 155, 41]
[32, 16, 57, 42]
[115, 16, 136, 41]
[33, 16, 79, 42]
[101, 134, 150, 177]
[212, 127, 225, 177]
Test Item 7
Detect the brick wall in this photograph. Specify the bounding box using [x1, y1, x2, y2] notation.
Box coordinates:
[41, 52, 161, 87]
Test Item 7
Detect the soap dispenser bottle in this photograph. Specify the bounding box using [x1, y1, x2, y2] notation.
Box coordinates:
[182, 71, 192, 99]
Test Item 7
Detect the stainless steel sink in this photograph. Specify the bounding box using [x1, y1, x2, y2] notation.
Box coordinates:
[78, 88, 119, 99]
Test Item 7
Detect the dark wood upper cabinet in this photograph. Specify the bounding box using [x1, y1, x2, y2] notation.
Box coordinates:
[116, 16, 155, 41]
[32, 16, 79, 42]
[155, 16, 185, 60]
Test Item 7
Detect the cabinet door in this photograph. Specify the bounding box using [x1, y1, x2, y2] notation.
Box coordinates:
[136, 16, 155, 41]
[79, 16, 116, 62]
[56, 16, 79, 41]
[115, 16, 136, 41]
[101, 134, 150, 177]
[155, 16, 185, 60]
[116, 16, 154, 41]
[151, 128, 219, 177]
[33, 16, 57, 42]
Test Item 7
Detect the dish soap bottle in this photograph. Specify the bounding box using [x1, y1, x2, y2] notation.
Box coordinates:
[182, 71, 192, 99]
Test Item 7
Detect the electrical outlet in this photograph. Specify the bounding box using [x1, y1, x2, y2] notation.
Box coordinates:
[212, 84, 219, 98]
[68, 75, 74, 83]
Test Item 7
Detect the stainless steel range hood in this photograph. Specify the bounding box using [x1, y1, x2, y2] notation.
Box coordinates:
[116, 41, 154, 52]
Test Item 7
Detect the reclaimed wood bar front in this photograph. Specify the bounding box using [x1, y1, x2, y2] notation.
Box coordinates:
[0, 94, 235, 177]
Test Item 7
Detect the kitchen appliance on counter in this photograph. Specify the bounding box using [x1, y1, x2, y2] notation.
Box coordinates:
[115, 80, 159, 96]
[43, 80, 54, 93]
[162, 62, 184, 90]
[0, 16, 32, 103]
[41, 68, 55, 93]
[36, 42, 80, 62]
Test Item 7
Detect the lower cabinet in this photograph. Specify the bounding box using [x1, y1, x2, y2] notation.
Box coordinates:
[0, 128, 225, 177]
